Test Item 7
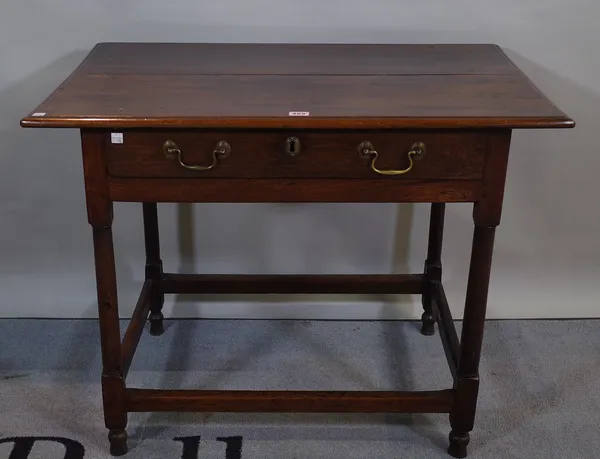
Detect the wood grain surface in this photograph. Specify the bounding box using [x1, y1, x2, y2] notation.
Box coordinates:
[106, 129, 486, 179]
[21, 43, 573, 129]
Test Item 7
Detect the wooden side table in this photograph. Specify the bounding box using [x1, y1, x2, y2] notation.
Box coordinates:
[21, 43, 573, 458]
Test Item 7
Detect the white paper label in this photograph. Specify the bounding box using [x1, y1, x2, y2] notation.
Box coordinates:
[31, 112, 46, 117]
[288, 111, 310, 116]
[111, 133, 124, 144]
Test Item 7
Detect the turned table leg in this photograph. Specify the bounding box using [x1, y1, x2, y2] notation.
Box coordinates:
[143, 203, 165, 336]
[82, 131, 128, 456]
[93, 224, 128, 456]
[448, 130, 511, 458]
[421, 203, 445, 335]
[448, 224, 496, 458]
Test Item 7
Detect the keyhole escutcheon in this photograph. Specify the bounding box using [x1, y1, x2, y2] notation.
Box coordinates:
[285, 137, 301, 156]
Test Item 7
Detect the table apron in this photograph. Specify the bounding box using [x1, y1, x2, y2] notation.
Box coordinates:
[108, 178, 481, 203]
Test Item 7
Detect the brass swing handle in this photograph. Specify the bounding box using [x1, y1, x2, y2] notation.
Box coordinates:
[358, 141, 426, 176]
[163, 140, 231, 171]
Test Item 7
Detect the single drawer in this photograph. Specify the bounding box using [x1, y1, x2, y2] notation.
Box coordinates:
[106, 130, 486, 179]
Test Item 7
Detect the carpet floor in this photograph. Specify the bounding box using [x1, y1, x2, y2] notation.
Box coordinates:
[1, 319, 599, 459]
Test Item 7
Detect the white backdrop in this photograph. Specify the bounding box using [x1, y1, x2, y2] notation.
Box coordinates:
[0, 1, 597, 319]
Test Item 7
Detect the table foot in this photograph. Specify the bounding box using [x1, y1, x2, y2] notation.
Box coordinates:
[149, 312, 164, 336]
[448, 431, 469, 458]
[108, 429, 128, 456]
[420, 312, 435, 336]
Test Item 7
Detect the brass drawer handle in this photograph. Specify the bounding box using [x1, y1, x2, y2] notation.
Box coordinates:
[358, 141, 425, 176]
[163, 140, 231, 171]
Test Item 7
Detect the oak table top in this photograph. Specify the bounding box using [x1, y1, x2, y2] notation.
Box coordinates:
[21, 43, 573, 130]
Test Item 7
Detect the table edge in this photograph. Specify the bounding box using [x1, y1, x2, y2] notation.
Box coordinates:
[20, 115, 575, 130]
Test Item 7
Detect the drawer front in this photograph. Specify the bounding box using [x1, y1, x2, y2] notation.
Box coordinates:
[106, 130, 486, 179]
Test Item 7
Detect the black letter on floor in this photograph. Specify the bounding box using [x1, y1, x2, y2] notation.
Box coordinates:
[173, 436, 201, 459]
[0, 437, 85, 459]
[216, 436, 242, 459]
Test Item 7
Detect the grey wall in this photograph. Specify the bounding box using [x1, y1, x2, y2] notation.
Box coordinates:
[1, 1, 598, 319]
